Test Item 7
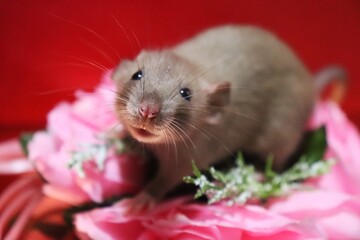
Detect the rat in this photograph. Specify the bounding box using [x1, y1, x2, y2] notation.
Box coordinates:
[112, 25, 319, 210]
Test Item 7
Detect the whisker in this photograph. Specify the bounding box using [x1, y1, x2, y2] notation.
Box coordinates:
[167, 120, 191, 154]
[175, 118, 236, 159]
[51, 53, 109, 72]
[172, 117, 211, 141]
[163, 125, 179, 171]
[108, 121, 125, 134]
[80, 39, 117, 64]
[185, 87, 265, 102]
[168, 63, 205, 100]
[111, 15, 141, 70]
[164, 125, 175, 165]
[50, 13, 120, 58]
[129, 28, 142, 54]
[170, 121, 200, 169]
[40, 62, 108, 73]
[31, 86, 88, 96]
[183, 104, 265, 125]
[171, 120, 197, 152]
[185, 60, 228, 87]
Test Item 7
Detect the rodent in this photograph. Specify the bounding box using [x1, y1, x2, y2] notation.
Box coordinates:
[112, 25, 317, 206]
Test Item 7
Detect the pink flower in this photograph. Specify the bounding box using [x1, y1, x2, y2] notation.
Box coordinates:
[0, 138, 32, 174]
[268, 101, 360, 239]
[270, 190, 360, 239]
[75, 197, 320, 240]
[309, 101, 360, 195]
[28, 72, 147, 204]
[73, 101, 360, 239]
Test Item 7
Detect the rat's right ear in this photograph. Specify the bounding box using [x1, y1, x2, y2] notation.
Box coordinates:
[112, 59, 132, 82]
[204, 81, 231, 125]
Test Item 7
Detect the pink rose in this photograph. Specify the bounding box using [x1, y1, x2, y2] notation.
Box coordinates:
[47, 71, 121, 145]
[268, 101, 360, 239]
[28, 72, 147, 204]
[75, 197, 320, 240]
[73, 101, 360, 239]
[309, 101, 360, 195]
[0, 138, 32, 174]
[270, 190, 360, 239]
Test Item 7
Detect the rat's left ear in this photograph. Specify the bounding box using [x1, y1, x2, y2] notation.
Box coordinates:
[205, 81, 231, 125]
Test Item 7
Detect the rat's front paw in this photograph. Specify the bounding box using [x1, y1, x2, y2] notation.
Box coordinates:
[122, 191, 157, 215]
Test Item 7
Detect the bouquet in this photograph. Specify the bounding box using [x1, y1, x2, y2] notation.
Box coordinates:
[0, 71, 359, 240]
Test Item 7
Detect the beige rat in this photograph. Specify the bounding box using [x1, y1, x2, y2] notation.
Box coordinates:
[113, 25, 316, 210]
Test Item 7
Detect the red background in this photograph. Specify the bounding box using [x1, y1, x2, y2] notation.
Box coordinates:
[0, 0, 359, 141]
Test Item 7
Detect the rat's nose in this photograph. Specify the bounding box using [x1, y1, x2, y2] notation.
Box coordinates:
[139, 101, 160, 119]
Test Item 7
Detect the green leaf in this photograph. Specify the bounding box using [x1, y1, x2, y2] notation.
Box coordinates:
[183, 127, 333, 205]
[210, 167, 227, 182]
[265, 155, 276, 180]
[302, 126, 327, 163]
[19, 132, 35, 156]
[183, 176, 194, 184]
[191, 160, 202, 177]
[194, 189, 205, 199]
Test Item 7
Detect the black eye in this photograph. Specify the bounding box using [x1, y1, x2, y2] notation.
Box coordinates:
[179, 88, 191, 101]
[131, 70, 143, 80]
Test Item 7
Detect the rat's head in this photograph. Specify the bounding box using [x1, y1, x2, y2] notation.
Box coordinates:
[112, 50, 230, 144]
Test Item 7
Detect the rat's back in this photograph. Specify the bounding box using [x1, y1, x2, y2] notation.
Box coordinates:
[173, 25, 316, 168]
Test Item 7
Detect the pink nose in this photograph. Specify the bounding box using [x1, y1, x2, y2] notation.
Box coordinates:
[139, 102, 160, 119]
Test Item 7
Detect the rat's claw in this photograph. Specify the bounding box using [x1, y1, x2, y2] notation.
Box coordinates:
[122, 191, 157, 215]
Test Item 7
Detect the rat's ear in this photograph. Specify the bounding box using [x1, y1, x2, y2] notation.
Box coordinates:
[112, 59, 132, 83]
[205, 81, 231, 125]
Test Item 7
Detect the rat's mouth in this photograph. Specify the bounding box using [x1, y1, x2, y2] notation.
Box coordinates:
[130, 126, 159, 142]
[134, 127, 155, 137]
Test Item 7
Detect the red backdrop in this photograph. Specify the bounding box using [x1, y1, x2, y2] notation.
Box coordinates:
[0, 0, 359, 141]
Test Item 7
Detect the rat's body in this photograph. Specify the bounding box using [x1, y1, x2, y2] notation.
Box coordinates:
[113, 25, 316, 203]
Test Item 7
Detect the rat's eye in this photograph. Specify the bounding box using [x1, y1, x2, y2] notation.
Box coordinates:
[179, 88, 192, 101]
[131, 70, 143, 80]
